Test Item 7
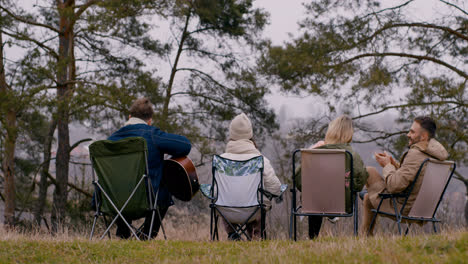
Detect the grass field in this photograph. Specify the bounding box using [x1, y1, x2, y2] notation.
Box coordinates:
[0, 230, 466, 263]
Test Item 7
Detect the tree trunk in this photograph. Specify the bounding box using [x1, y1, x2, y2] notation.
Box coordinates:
[34, 119, 57, 226]
[465, 199, 468, 227]
[2, 111, 17, 227]
[465, 181, 468, 226]
[161, 10, 191, 128]
[0, 30, 18, 228]
[51, 0, 74, 233]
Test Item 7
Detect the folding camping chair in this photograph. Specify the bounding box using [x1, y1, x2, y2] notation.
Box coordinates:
[89, 137, 165, 240]
[368, 158, 456, 235]
[290, 149, 358, 240]
[200, 155, 267, 241]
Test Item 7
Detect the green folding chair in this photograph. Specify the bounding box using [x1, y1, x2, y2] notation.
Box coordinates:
[89, 137, 165, 240]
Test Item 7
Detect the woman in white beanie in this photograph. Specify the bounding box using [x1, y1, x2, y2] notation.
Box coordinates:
[220, 113, 282, 240]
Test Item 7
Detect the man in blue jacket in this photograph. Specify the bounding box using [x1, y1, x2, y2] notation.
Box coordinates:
[108, 97, 191, 239]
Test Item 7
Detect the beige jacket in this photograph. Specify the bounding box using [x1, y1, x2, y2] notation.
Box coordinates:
[370, 138, 448, 214]
[221, 139, 282, 206]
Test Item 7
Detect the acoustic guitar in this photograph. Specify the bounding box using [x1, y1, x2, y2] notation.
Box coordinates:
[162, 156, 200, 201]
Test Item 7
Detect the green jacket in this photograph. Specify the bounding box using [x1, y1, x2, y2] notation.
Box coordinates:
[295, 143, 368, 212]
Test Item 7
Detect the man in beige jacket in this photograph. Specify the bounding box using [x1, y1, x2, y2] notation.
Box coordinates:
[362, 116, 449, 235]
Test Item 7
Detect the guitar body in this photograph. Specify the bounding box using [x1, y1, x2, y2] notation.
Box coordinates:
[162, 156, 199, 202]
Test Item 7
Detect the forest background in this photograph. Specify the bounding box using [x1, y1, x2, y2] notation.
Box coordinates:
[0, 0, 466, 238]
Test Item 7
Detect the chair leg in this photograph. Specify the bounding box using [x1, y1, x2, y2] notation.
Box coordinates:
[219, 210, 252, 241]
[293, 213, 297, 241]
[214, 214, 219, 241]
[391, 198, 402, 235]
[368, 198, 383, 236]
[210, 208, 214, 241]
[261, 208, 266, 240]
[354, 195, 358, 237]
[289, 209, 293, 240]
[433, 222, 438, 233]
[147, 209, 156, 239]
[405, 223, 411, 236]
[100, 215, 140, 241]
[103, 216, 111, 239]
[156, 207, 167, 240]
[89, 214, 98, 240]
[210, 210, 219, 241]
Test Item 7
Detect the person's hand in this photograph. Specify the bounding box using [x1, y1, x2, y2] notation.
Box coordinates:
[310, 140, 325, 149]
[374, 151, 391, 167]
[390, 156, 399, 168]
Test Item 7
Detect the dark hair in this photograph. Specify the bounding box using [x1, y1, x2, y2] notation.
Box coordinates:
[414, 116, 436, 138]
[129, 97, 154, 121]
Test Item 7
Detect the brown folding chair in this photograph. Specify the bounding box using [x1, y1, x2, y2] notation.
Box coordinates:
[290, 149, 358, 240]
[369, 159, 456, 235]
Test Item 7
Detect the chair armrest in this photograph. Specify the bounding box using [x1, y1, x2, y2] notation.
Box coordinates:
[259, 184, 289, 203]
[200, 184, 215, 200]
[275, 184, 289, 203]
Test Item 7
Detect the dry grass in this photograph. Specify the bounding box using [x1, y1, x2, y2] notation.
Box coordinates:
[0, 226, 466, 264]
[2, 188, 465, 263]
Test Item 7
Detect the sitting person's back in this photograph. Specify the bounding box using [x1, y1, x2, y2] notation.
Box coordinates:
[316, 142, 368, 211]
[107, 98, 191, 239]
[295, 115, 368, 239]
[220, 113, 282, 240]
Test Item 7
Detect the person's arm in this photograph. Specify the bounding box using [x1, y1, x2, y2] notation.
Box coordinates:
[351, 152, 369, 192]
[390, 156, 400, 168]
[153, 131, 191, 157]
[309, 141, 325, 149]
[383, 149, 423, 193]
[262, 157, 282, 196]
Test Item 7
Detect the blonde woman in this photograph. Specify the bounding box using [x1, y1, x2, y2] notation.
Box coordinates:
[296, 115, 368, 239]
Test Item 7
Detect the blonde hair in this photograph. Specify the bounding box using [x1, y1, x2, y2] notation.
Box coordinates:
[324, 115, 354, 144]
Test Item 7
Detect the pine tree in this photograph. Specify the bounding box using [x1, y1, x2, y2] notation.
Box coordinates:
[259, 0, 467, 224]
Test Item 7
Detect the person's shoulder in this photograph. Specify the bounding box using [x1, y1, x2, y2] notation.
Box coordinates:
[403, 147, 428, 164]
[221, 152, 261, 160]
[151, 127, 191, 144]
[319, 143, 351, 151]
[117, 123, 152, 131]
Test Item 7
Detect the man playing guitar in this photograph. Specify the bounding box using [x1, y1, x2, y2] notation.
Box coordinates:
[108, 97, 192, 239]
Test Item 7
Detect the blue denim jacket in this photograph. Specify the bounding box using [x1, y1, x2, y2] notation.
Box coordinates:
[108, 123, 191, 207]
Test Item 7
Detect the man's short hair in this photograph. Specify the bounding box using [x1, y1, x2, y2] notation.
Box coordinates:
[129, 97, 154, 121]
[414, 116, 436, 138]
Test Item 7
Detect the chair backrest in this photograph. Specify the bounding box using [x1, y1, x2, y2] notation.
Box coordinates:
[89, 137, 150, 218]
[212, 155, 263, 207]
[300, 149, 350, 214]
[408, 159, 455, 219]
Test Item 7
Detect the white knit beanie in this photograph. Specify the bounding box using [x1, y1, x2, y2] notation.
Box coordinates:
[229, 113, 253, 140]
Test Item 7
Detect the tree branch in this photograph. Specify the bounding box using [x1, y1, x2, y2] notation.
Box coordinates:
[354, 131, 406, 143]
[0, 30, 59, 58]
[439, 0, 468, 16]
[332, 52, 468, 79]
[188, 26, 217, 36]
[177, 67, 228, 89]
[0, 6, 59, 33]
[361, 0, 415, 20]
[362, 22, 468, 43]
[45, 172, 92, 198]
[71, 0, 100, 28]
[352, 101, 468, 120]
[453, 170, 467, 184]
